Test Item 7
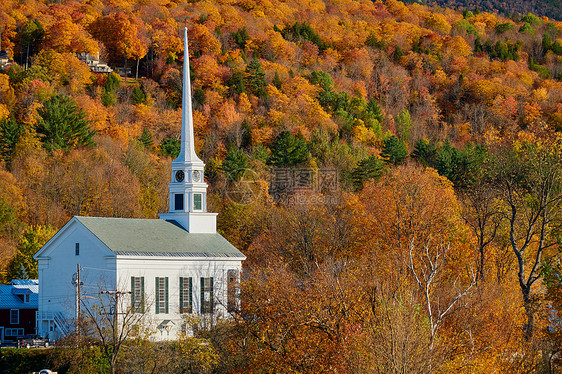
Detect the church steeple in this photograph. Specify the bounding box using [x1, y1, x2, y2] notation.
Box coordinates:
[159, 28, 217, 233]
[176, 27, 204, 167]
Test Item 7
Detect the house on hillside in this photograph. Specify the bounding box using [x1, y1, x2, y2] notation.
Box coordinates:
[76, 52, 113, 73]
[34, 28, 245, 341]
[0, 279, 39, 343]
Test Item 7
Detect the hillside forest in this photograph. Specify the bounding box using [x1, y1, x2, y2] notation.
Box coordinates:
[1, 0, 562, 371]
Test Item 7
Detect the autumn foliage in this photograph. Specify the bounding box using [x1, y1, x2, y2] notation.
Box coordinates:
[1, 0, 562, 371]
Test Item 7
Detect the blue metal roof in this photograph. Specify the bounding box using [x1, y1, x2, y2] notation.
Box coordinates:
[0, 280, 38, 309]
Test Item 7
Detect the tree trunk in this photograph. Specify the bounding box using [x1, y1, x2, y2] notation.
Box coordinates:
[136, 58, 140, 80]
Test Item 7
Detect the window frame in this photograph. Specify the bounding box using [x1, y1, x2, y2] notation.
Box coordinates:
[131, 276, 145, 313]
[179, 277, 193, 314]
[10, 309, 19, 325]
[200, 277, 214, 314]
[155, 277, 169, 314]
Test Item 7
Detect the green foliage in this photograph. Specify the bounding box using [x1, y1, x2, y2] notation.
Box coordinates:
[0, 117, 21, 167]
[381, 135, 408, 165]
[529, 58, 551, 78]
[366, 98, 384, 124]
[0, 348, 52, 374]
[105, 72, 121, 93]
[231, 27, 249, 49]
[138, 128, 153, 149]
[308, 71, 334, 91]
[227, 71, 246, 95]
[272, 72, 282, 89]
[251, 144, 270, 162]
[463, 10, 474, 18]
[268, 130, 308, 167]
[20, 20, 44, 60]
[519, 22, 535, 35]
[159, 137, 181, 158]
[434, 142, 487, 189]
[455, 19, 478, 35]
[4, 226, 56, 282]
[245, 60, 267, 98]
[101, 89, 117, 106]
[411, 138, 437, 167]
[365, 33, 386, 49]
[281, 22, 328, 52]
[350, 154, 385, 190]
[222, 147, 249, 182]
[395, 109, 412, 143]
[495, 22, 514, 34]
[521, 13, 541, 25]
[132, 85, 146, 105]
[393, 46, 405, 61]
[36, 94, 96, 152]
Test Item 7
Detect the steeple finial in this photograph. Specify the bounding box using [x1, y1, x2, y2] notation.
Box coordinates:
[177, 27, 203, 166]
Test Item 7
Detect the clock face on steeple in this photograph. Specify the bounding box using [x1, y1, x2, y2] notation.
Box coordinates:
[175, 170, 185, 182]
[193, 170, 201, 182]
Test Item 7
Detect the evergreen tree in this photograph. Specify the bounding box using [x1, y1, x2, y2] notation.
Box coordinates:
[222, 146, 250, 182]
[350, 154, 385, 190]
[132, 85, 146, 105]
[381, 135, 408, 165]
[268, 130, 308, 167]
[36, 94, 96, 152]
[245, 60, 267, 98]
[138, 128, 153, 149]
[411, 138, 437, 167]
[104, 72, 120, 93]
[0, 117, 22, 167]
[159, 137, 180, 158]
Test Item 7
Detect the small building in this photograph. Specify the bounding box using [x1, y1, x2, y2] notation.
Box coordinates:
[0, 50, 14, 70]
[0, 279, 39, 342]
[76, 52, 113, 73]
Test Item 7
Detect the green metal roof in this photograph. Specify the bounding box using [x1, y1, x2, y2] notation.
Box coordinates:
[75, 216, 245, 258]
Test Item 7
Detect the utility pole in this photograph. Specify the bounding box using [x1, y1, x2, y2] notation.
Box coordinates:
[73, 264, 83, 336]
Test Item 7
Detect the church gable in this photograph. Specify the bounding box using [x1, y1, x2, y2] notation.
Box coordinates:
[34, 217, 115, 260]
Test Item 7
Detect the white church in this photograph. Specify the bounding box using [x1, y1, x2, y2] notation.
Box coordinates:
[33, 28, 245, 341]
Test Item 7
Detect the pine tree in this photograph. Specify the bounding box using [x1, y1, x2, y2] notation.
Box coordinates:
[245, 60, 267, 98]
[381, 135, 408, 165]
[36, 94, 96, 152]
[0, 117, 22, 167]
[222, 146, 249, 182]
[268, 131, 308, 167]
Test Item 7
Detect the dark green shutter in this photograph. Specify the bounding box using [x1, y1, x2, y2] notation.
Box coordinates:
[210, 277, 214, 314]
[200, 277, 204, 313]
[140, 277, 144, 313]
[165, 277, 169, 314]
[179, 277, 184, 313]
[188, 278, 192, 313]
[155, 277, 160, 314]
[131, 277, 135, 311]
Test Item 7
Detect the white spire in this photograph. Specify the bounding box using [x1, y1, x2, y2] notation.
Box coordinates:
[159, 27, 216, 233]
[176, 27, 204, 166]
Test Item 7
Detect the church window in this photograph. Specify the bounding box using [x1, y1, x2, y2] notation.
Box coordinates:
[75, 243, 79, 256]
[10, 309, 19, 324]
[174, 194, 184, 211]
[200, 277, 213, 314]
[179, 277, 192, 313]
[227, 270, 239, 313]
[131, 277, 144, 313]
[194, 194, 202, 210]
[155, 277, 169, 314]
